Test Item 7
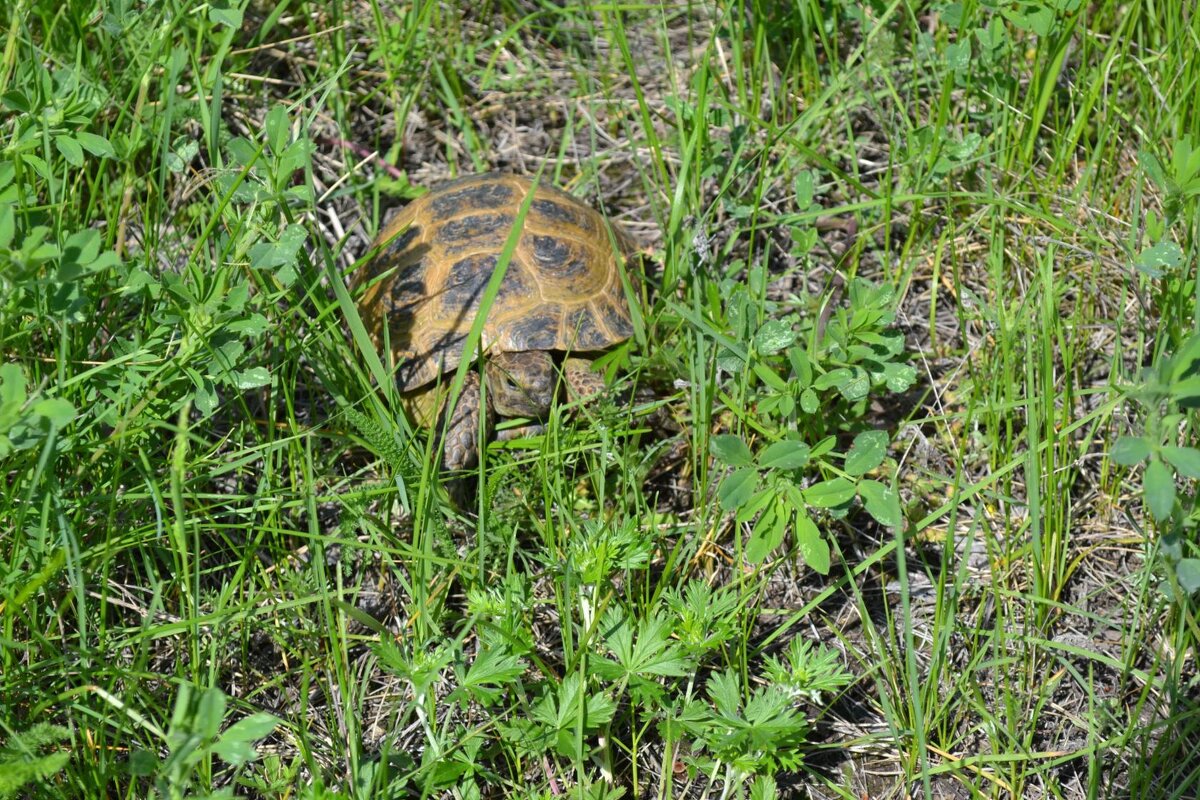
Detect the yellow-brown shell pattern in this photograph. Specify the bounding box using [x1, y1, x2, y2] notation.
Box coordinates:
[356, 173, 636, 391]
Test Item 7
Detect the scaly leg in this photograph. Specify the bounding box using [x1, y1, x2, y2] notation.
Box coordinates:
[440, 371, 491, 471]
[562, 357, 607, 402]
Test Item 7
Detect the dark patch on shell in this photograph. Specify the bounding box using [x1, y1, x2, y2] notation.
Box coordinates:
[493, 264, 537, 305]
[398, 330, 467, 389]
[599, 297, 634, 338]
[563, 307, 611, 350]
[435, 213, 515, 245]
[378, 256, 431, 342]
[430, 182, 515, 216]
[388, 276, 426, 309]
[442, 254, 497, 314]
[383, 224, 420, 256]
[530, 235, 590, 280]
[505, 311, 563, 351]
[532, 198, 581, 227]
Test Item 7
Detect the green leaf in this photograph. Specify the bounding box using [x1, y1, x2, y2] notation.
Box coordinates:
[946, 40, 971, 70]
[209, 2, 244, 27]
[787, 346, 812, 385]
[705, 669, 742, 719]
[858, 329, 905, 355]
[1135, 241, 1183, 277]
[59, 228, 105, 278]
[793, 171, 814, 207]
[799, 387, 818, 413]
[735, 485, 775, 524]
[1002, 4, 1053, 35]
[249, 224, 307, 269]
[1111, 435, 1151, 465]
[794, 513, 830, 574]
[211, 737, 257, 768]
[844, 430, 889, 476]
[213, 713, 278, 766]
[1161, 446, 1200, 479]
[858, 479, 902, 528]
[803, 477, 856, 508]
[1167, 332, 1200, 382]
[1170, 375, 1200, 403]
[750, 775, 778, 800]
[809, 435, 837, 459]
[716, 349, 745, 373]
[278, 138, 315, 179]
[167, 140, 199, 173]
[746, 499, 787, 563]
[457, 645, 526, 705]
[264, 104, 289, 155]
[710, 434, 753, 466]
[758, 440, 810, 471]
[0, 203, 13, 249]
[947, 131, 982, 160]
[613, 612, 693, 678]
[718, 467, 758, 511]
[226, 313, 269, 336]
[0, 363, 26, 413]
[754, 319, 795, 354]
[127, 750, 158, 776]
[195, 687, 228, 739]
[2, 90, 30, 112]
[247, 224, 306, 286]
[32, 398, 75, 428]
[75, 131, 116, 158]
[193, 377, 218, 417]
[838, 367, 871, 401]
[224, 712, 280, 744]
[55, 135, 84, 167]
[232, 367, 271, 390]
[1161, 532, 1184, 561]
[813, 367, 852, 391]
[533, 674, 615, 757]
[1144, 458, 1176, 521]
[882, 361, 917, 392]
[1177, 559, 1200, 594]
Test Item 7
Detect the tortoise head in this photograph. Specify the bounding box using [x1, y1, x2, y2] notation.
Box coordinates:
[485, 350, 556, 418]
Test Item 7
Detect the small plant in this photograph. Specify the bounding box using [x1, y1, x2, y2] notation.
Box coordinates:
[1135, 138, 1200, 356]
[707, 273, 911, 570]
[672, 653, 849, 783]
[126, 685, 279, 800]
[0, 362, 75, 459]
[1111, 331, 1200, 599]
[371, 573, 853, 795]
[0, 723, 71, 799]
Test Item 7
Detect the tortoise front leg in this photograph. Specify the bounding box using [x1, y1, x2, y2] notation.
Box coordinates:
[562, 357, 607, 402]
[440, 371, 492, 471]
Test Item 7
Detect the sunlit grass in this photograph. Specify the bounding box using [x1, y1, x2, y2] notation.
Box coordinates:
[1, 0, 1198, 797]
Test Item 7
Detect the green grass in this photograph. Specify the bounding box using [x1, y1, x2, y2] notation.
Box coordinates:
[3, 0, 1200, 798]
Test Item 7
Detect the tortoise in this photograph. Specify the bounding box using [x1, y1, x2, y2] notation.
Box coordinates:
[356, 172, 638, 471]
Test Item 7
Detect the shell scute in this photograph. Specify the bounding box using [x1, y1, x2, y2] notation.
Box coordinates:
[430, 181, 515, 216]
[501, 309, 563, 351]
[530, 197, 582, 227]
[435, 212, 515, 248]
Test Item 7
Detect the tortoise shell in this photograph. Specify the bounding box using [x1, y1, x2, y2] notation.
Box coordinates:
[357, 172, 636, 391]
